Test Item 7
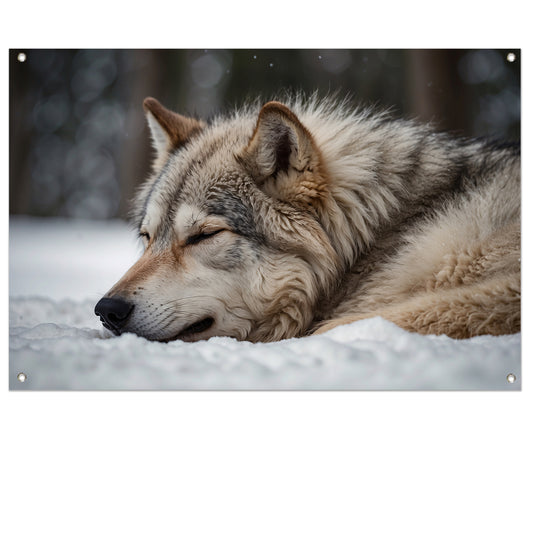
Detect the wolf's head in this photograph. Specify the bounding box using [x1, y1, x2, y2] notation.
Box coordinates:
[95, 97, 340, 342]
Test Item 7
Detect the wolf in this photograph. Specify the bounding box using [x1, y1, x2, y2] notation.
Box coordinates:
[95, 94, 520, 342]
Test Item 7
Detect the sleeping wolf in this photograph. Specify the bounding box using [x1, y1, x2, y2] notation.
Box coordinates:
[95, 95, 520, 342]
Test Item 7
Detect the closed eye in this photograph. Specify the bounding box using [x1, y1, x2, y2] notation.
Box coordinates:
[186, 228, 225, 246]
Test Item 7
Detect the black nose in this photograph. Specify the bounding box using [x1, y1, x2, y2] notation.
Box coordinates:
[94, 297, 134, 333]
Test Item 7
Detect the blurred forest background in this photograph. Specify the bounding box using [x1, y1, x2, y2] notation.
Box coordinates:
[9, 49, 520, 220]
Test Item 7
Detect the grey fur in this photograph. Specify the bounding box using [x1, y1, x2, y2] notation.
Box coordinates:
[98, 94, 520, 342]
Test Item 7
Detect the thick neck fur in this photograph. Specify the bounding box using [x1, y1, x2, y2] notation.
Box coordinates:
[289, 96, 496, 270]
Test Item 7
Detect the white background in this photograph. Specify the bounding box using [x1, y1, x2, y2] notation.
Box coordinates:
[3, 3, 532, 532]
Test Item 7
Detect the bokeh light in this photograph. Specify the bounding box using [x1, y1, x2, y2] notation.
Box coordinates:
[10, 49, 520, 220]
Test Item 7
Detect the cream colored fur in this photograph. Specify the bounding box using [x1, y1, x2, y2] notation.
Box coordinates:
[99, 94, 520, 342]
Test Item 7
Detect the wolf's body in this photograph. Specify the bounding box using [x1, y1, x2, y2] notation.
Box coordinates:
[95, 95, 520, 342]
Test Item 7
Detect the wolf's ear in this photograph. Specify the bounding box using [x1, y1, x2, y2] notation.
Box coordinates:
[239, 102, 326, 208]
[143, 97, 204, 157]
[240, 101, 322, 184]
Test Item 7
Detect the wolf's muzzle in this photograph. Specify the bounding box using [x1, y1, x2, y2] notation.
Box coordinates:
[94, 297, 134, 334]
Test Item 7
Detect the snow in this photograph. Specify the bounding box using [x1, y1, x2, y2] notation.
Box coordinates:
[9, 216, 521, 390]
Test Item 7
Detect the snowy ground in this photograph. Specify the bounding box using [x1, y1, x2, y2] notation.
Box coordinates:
[9, 216, 521, 390]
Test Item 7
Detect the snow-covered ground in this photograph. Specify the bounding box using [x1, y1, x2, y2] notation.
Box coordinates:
[9, 216, 521, 390]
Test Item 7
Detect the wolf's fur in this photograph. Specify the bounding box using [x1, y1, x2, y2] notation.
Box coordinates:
[97, 94, 520, 342]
